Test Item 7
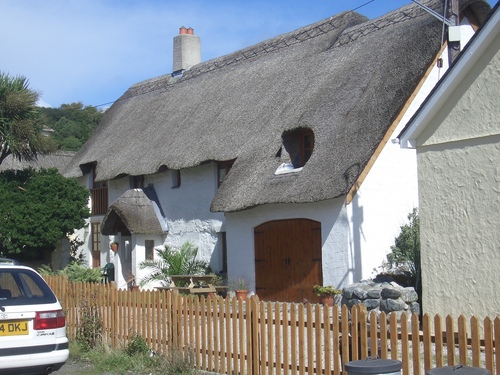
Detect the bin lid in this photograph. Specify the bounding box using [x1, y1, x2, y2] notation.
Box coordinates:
[345, 357, 402, 374]
[427, 365, 491, 375]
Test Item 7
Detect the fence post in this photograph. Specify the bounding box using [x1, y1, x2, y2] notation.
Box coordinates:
[112, 286, 118, 348]
[250, 296, 260, 375]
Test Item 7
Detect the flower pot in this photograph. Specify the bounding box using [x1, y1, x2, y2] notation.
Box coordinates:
[129, 285, 139, 292]
[235, 290, 248, 300]
[319, 295, 334, 307]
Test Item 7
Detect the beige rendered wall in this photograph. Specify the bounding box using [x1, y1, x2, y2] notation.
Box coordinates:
[416, 43, 500, 320]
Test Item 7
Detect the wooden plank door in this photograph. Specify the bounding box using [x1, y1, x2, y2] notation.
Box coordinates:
[255, 219, 322, 302]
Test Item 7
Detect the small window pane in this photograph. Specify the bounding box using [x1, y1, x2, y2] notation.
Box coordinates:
[145, 240, 155, 260]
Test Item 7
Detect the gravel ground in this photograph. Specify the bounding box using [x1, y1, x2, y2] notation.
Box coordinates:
[53, 358, 118, 375]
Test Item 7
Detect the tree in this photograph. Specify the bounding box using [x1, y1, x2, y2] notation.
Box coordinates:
[0, 168, 90, 258]
[39, 102, 103, 151]
[139, 242, 208, 287]
[387, 208, 421, 294]
[0, 72, 52, 166]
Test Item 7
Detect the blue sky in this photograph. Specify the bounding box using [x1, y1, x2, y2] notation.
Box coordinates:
[0, 0, 495, 108]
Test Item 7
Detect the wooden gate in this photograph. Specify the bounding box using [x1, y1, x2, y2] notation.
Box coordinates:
[254, 219, 322, 302]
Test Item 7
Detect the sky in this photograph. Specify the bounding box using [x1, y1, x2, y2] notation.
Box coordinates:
[1, 0, 495, 109]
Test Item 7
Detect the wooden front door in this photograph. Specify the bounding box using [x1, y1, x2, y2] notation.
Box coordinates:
[254, 219, 322, 303]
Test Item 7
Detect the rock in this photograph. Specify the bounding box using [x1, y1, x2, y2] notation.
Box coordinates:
[367, 288, 382, 299]
[409, 302, 420, 316]
[353, 287, 368, 300]
[401, 287, 418, 303]
[347, 298, 363, 309]
[363, 299, 380, 310]
[380, 297, 406, 312]
[381, 288, 402, 299]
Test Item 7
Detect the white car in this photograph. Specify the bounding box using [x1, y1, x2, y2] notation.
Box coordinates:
[0, 264, 69, 374]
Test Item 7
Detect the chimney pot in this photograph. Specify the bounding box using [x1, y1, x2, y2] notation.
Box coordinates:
[187, 27, 194, 35]
[179, 26, 187, 35]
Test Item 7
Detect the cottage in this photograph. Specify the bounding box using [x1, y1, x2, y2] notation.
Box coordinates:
[64, 0, 490, 302]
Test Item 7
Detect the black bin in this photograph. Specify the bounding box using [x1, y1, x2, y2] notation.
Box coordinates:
[345, 357, 402, 375]
[428, 365, 491, 375]
[102, 262, 115, 283]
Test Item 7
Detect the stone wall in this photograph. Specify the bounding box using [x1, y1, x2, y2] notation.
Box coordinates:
[341, 280, 420, 321]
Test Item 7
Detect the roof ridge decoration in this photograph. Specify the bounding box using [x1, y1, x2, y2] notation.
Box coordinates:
[333, 6, 426, 47]
[189, 11, 365, 78]
[125, 11, 367, 99]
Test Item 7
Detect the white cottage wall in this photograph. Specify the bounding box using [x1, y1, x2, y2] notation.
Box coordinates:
[106, 163, 225, 276]
[133, 233, 166, 289]
[225, 198, 350, 295]
[346, 25, 474, 281]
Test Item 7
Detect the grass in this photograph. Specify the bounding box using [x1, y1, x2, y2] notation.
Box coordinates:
[69, 340, 200, 375]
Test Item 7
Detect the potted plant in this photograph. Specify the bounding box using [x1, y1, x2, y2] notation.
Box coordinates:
[204, 274, 224, 298]
[313, 285, 341, 307]
[230, 277, 249, 300]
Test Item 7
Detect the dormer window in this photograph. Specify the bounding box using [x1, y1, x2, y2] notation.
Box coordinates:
[282, 128, 315, 168]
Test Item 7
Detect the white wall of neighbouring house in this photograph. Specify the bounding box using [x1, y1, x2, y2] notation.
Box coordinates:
[346, 25, 476, 282]
[416, 38, 500, 320]
[225, 197, 353, 295]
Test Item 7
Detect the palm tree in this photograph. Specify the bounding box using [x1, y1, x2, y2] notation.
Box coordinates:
[139, 241, 208, 287]
[0, 72, 51, 166]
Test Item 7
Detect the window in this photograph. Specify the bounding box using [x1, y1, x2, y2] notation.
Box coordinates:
[281, 128, 315, 168]
[91, 222, 101, 268]
[145, 240, 155, 260]
[91, 166, 108, 215]
[301, 130, 314, 166]
[217, 160, 235, 187]
[172, 170, 181, 188]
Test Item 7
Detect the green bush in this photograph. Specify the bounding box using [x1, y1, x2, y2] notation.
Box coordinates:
[76, 294, 102, 352]
[125, 334, 150, 357]
[313, 285, 341, 296]
[39, 262, 102, 283]
[62, 263, 102, 283]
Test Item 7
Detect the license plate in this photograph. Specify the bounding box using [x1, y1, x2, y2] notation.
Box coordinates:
[0, 321, 29, 336]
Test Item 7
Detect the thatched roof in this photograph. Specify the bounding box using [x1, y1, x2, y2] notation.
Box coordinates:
[0, 151, 75, 172]
[101, 188, 168, 235]
[64, 0, 491, 213]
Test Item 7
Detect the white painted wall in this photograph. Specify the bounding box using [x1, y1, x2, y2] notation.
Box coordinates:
[103, 163, 225, 288]
[347, 24, 475, 281]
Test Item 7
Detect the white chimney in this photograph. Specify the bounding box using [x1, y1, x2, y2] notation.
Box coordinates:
[173, 26, 201, 73]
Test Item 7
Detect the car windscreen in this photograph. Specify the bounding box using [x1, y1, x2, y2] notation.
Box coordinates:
[0, 269, 57, 306]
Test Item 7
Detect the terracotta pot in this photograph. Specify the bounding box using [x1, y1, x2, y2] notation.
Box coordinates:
[235, 290, 248, 300]
[319, 295, 334, 307]
[129, 285, 139, 292]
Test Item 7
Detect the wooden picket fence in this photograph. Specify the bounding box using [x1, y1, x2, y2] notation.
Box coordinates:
[44, 275, 499, 375]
